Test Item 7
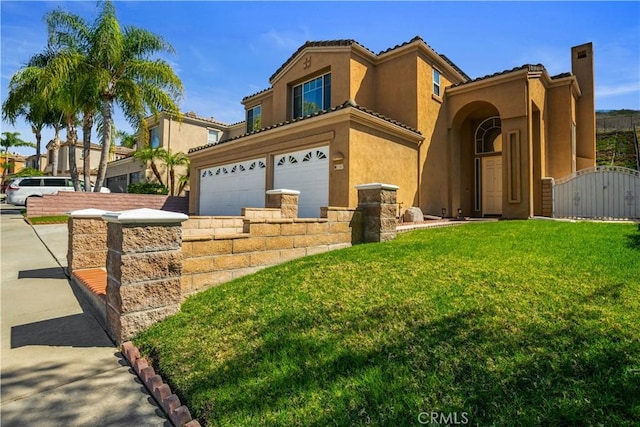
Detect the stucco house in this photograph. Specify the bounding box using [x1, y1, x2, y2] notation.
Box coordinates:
[187, 36, 595, 219]
[46, 140, 133, 179]
[105, 112, 244, 193]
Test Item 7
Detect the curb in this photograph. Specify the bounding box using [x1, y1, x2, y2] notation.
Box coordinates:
[121, 341, 201, 427]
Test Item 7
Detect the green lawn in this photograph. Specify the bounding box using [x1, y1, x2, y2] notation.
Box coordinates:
[135, 220, 640, 426]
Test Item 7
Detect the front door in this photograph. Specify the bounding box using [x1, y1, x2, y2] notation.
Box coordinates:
[482, 156, 502, 216]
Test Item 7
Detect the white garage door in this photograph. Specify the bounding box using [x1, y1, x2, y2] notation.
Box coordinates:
[199, 158, 266, 216]
[273, 146, 329, 218]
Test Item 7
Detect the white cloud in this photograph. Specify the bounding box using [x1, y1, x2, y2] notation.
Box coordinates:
[261, 28, 307, 52]
[596, 82, 640, 98]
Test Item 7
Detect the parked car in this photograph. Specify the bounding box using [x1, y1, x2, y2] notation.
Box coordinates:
[5, 176, 110, 206]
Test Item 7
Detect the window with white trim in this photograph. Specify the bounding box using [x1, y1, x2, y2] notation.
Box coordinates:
[433, 69, 441, 97]
[208, 129, 219, 145]
[292, 73, 331, 119]
[247, 105, 261, 133]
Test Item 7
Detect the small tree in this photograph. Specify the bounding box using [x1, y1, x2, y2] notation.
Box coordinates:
[159, 149, 189, 196]
[117, 130, 137, 149]
[133, 145, 166, 185]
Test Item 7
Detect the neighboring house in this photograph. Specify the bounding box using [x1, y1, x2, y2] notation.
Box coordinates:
[105, 112, 244, 193]
[24, 154, 48, 172]
[188, 36, 595, 219]
[1, 153, 26, 176]
[45, 140, 133, 179]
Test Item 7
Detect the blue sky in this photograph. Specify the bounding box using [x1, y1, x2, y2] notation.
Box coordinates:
[1, 1, 639, 155]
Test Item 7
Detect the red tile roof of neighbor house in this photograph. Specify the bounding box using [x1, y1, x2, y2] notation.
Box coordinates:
[188, 99, 422, 154]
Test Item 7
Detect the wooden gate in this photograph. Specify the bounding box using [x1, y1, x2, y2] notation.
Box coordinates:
[554, 166, 639, 219]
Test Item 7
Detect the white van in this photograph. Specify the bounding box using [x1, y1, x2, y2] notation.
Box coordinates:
[5, 176, 110, 206]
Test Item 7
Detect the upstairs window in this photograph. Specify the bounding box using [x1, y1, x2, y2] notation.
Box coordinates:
[247, 105, 261, 133]
[293, 73, 331, 119]
[208, 129, 219, 145]
[149, 126, 160, 148]
[433, 69, 441, 97]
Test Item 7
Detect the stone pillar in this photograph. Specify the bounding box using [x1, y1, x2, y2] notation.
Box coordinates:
[356, 183, 399, 243]
[266, 189, 300, 218]
[102, 208, 188, 344]
[67, 209, 109, 274]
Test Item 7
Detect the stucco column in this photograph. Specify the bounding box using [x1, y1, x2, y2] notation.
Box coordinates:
[67, 208, 109, 274]
[102, 208, 188, 344]
[356, 183, 399, 243]
[266, 189, 300, 218]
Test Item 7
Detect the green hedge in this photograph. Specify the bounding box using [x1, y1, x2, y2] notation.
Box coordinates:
[127, 182, 168, 195]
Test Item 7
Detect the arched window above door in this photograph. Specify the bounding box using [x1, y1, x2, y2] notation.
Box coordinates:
[475, 116, 502, 154]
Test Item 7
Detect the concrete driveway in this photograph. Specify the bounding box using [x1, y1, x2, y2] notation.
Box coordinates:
[0, 205, 169, 426]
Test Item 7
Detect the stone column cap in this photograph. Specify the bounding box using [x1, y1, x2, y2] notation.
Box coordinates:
[266, 189, 301, 195]
[102, 208, 188, 224]
[68, 208, 109, 217]
[355, 183, 399, 191]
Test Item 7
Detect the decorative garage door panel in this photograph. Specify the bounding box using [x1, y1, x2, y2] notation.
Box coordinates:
[273, 147, 329, 218]
[199, 158, 266, 216]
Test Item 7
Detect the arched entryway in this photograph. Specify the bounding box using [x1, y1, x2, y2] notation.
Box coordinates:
[475, 116, 502, 216]
[448, 101, 503, 218]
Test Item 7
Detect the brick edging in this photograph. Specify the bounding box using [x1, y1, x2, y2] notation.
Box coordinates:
[121, 341, 200, 427]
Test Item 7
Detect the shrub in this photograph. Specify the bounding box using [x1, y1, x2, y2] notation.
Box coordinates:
[127, 182, 168, 195]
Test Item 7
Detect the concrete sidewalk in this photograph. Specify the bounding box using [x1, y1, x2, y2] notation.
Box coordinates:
[0, 205, 169, 426]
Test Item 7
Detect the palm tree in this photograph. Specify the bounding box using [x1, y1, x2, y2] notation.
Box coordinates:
[133, 145, 167, 185]
[46, 0, 184, 192]
[159, 149, 189, 196]
[1, 132, 35, 184]
[116, 130, 137, 149]
[33, 47, 87, 191]
[45, 8, 101, 191]
[2, 58, 64, 173]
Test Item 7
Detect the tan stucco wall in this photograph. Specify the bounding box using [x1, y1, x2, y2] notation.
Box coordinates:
[105, 157, 143, 178]
[572, 43, 596, 169]
[348, 125, 419, 211]
[269, 50, 353, 125]
[547, 84, 575, 179]
[375, 52, 419, 129]
[350, 55, 376, 108]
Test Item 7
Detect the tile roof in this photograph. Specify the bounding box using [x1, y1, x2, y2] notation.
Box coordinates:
[448, 64, 548, 89]
[188, 99, 421, 154]
[551, 72, 573, 79]
[269, 39, 374, 82]
[244, 36, 469, 104]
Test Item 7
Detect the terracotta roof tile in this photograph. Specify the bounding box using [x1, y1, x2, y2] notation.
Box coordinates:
[551, 72, 573, 79]
[188, 100, 421, 154]
[449, 64, 547, 89]
[268, 39, 374, 82]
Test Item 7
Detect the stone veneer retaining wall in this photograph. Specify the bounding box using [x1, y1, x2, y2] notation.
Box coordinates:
[180, 206, 360, 296]
[67, 185, 396, 343]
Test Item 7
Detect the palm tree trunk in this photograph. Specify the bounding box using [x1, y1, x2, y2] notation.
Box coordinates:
[150, 161, 164, 184]
[32, 125, 42, 171]
[82, 112, 93, 191]
[66, 115, 80, 191]
[169, 168, 175, 196]
[3, 149, 8, 184]
[95, 98, 113, 192]
[51, 130, 61, 177]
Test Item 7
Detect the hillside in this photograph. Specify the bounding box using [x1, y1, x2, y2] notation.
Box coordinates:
[596, 110, 639, 170]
